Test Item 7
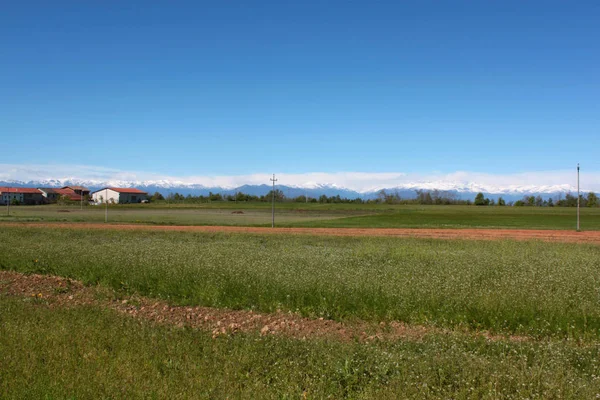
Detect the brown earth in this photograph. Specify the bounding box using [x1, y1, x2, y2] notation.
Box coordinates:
[0, 270, 527, 343]
[1, 222, 600, 244]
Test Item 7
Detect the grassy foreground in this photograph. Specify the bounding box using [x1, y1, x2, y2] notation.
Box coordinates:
[2, 226, 600, 338]
[2, 297, 600, 399]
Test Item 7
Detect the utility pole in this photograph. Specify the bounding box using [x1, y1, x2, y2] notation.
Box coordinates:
[270, 174, 278, 228]
[5, 187, 9, 216]
[105, 188, 108, 223]
[577, 163, 580, 232]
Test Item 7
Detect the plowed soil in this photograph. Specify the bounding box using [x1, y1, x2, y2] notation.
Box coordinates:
[0, 270, 527, 343]
[2, 222, 600, 244]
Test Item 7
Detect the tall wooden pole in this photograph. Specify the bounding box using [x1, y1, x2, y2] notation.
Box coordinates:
[270, 174, 278, 228]
[577, 164, 580, 231]
[105, 188, 108, 223]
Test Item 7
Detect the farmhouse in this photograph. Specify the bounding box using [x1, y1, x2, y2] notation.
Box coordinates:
[0, 187, 45, 205]
[91, 187, 148, 204]
[38, 187, 85, 202]
[62, 186, 90, 197]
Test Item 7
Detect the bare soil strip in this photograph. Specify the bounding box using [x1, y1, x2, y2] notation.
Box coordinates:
[2, 222, 600, 244]
[1, 270, 527, 343]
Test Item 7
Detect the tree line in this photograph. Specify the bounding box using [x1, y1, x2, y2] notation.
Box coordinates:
[474, 192, 598, 207]
[150, 189, 599, 207]
[148, 189, 459, 205]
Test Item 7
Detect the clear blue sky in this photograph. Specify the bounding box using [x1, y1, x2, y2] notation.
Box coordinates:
[1, 1, 598, 176]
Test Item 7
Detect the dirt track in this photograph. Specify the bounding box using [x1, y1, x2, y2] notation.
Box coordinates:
[2, 222, 600, 244]
[0, 270, 527, 343]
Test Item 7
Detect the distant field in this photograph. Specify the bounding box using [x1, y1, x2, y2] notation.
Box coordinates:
[293, 204, 600, 230]
[0, 203, 367, 226]
[1, 202, 599, 230]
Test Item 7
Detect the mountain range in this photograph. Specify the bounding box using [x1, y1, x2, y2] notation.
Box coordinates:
[0, 178, 584, 202]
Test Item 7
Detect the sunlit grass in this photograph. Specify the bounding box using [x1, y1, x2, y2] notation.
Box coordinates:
[2, 297, 600, 399]
[2, 226, 600, 338]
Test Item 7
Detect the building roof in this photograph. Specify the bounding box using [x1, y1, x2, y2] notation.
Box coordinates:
[62, 186, 89, 191]
[0, 187, 43, 194]
[38, 188, 60, 194]
[56, 188, 83, 200]
[37, 187, 83, 200]
[92, 187, 148, 195]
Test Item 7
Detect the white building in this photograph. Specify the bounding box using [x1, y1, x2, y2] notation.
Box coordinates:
[91, 188, 148, 204]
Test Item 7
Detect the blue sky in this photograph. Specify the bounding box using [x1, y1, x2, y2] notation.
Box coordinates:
[1, 1, 598, 183]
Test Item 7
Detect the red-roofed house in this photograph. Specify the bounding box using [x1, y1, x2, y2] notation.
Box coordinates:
[91, 187, 148, 204]
[62, 186, 90, 197]
[38, 187, 83, 203]
[0, 187, 45, 205]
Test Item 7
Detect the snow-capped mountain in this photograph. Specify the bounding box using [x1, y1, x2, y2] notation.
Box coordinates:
[378, 181, 576, 196]
[0, 178, 586, 202]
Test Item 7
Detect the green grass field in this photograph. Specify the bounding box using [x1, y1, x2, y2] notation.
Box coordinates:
[3, 297, 600, 399]
[1, 202, 599, 230]
[2, 226, 600, 337]
[0, 203, 366, 226]
[3, 225, 600, 397]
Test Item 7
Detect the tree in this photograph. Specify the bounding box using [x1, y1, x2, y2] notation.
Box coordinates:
[266, 189, 285, 202]
[474, 192, 487, 206]
[168, 192, 185, 202]
[535, 195, 543, 207]
[208, 192, 222, 201]
[497, 197, 506, 206]
[151, 192, 164, 201]
[416, 190, 433, 205]
[588, 192, 598, 207]
[561, 193, 577, 207]
[424, 192, 433, 205]
[547, 197, 554, 207]
[236, 192, 247, 202]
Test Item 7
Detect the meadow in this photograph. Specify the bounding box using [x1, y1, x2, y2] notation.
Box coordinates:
[3, 297, 600, 399]
[0, 203, 362, 226]
[2, 202, 600, 230]
[2, 226, 600, 337]
[3, 225, 600, 397]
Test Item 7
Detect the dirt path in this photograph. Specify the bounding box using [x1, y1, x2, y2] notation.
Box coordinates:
[2, 222, 600, 244]
[1, 270, 526, 343]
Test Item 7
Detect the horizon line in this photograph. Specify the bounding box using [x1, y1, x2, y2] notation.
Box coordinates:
[0, 163, 597, 193]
